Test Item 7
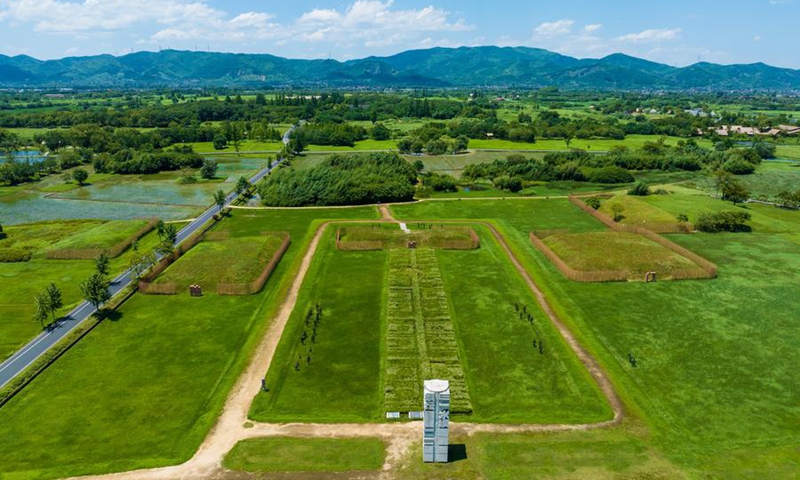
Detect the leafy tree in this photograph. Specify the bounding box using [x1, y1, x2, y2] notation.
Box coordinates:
[564, 132, 574, 148]
[235, 176, 251, 195]
[696, 211, 752, 232]
[95, 252, 110, 276]
[33, 291, 49, 328]
[413, 159, 425, 174]
[214, 189, 226, 209]
[396, 137, 414, 154]
[199, 158, 218, 179]
[370, 122, 391, 141]
[45, 282, 63, 321]
[493, 175, 523, 193]
[81, 273, 111, 311]
[212, 134, 227, 150]
[453, 135, 469, 153]
[716, 171, 749, 204]
[677, 213, 689, 223]
[627, 181, 651, 196]
[128, 248, 157, 280]
[584, 197, 601, 210]
[610, 203, 625, 222]
[775, 190, 800, 209]
[72, 168, 89, 186]
[426, 138, 450, 156]
[0, 220, 5, 240]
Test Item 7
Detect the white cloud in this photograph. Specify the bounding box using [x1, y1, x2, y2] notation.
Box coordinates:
[293, 1, 472, 46]
[615, 28, 682, 43]
[0, 0, 471, 52]
[534, 19, 574, 38]
[584, 23, 602, 33]
[754, 35, 762, 42]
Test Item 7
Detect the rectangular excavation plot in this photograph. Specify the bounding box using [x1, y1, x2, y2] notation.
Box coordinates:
[384, 248, 472, 414]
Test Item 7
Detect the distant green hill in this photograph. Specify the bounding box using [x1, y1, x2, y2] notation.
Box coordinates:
[0, 46, 798, 90]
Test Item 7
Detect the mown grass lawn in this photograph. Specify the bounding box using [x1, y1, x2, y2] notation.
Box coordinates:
[390, 197, 800, 478]
[0, 207, 379, 480]
[390, 198, 607, 235]
[250, 229, 386, 423]
[438, 227, 612, 423]
[223, 437, 386, 473]
[396, 428, 688, 479]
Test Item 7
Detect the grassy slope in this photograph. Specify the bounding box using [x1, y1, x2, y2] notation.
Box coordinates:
[223, 437, 386, 473]
[389, 197, 800, 478]
[250, 230, 386, 423]
[543, 231, 701, 277]
[0, 207, 379, 480]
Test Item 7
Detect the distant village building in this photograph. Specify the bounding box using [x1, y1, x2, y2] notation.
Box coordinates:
[710, 125, 784, 137]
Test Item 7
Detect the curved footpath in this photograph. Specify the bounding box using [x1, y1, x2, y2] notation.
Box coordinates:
[75, 211, 623, 480]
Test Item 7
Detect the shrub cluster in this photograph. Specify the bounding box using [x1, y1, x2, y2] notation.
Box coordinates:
[0, 248, 32, 262]
[259, 152, 417, 206]
[695, 211, 752, 232]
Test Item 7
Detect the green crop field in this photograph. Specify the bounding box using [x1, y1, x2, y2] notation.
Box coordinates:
[223, 437, 386, 474]
[0, 207, 380, 480]
[543, 231, 704, 279]
[154, 233, 285, 291]
[384, 248, 472, 413]
[390, 194, 800, 478]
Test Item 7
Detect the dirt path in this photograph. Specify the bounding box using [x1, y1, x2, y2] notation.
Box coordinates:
[74, 213, 623, 480]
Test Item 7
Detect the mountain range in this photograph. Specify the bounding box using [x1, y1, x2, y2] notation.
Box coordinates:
[0, 46, 799, 91]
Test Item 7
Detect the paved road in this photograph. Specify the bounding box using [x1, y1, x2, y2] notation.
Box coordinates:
[0, 126, 295, 391]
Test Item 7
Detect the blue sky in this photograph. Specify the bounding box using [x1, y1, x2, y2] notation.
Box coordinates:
[0, 0, 797, 68]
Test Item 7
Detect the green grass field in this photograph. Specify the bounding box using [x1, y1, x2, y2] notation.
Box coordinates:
[598, 194, 682, 227]
[338, 224, 476, 249]
[47, 219, 151, 254]
[0, 207, 380, 480]
[0, 221, 169, 360]
[543, 231, 703, 279]
[223, 437, 386, 474]
[250, 229, 386, 423]
[0, 219, 150, 260]
[252, 222, 611, 424]
[155, 234, 285, 291]
[390, 195, 800, 478]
